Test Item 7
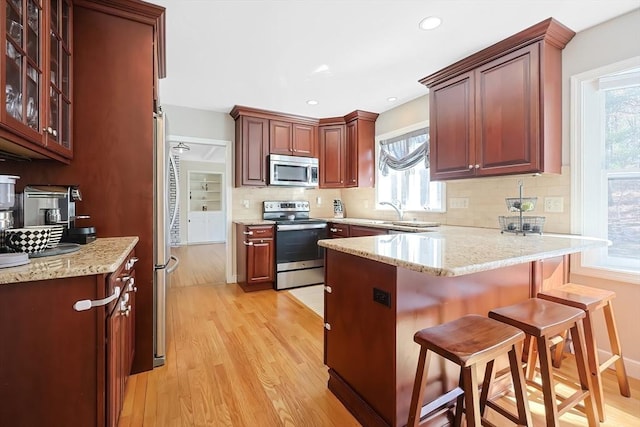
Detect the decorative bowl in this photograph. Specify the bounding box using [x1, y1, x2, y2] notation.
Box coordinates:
[3, 227, 51, 254]
[26, 225, 64, 248]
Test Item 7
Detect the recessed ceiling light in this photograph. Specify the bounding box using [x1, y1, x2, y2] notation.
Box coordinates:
[419, 16, 442, 30]
[307, 100, 318, 105]
[313, 64, 330, 74]
[387, 97, 397, 102]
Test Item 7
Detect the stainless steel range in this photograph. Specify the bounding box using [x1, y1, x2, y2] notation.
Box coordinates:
[263, 200, 327, 290]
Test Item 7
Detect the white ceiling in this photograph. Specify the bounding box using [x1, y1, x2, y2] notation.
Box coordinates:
[154, 0, 639, 119]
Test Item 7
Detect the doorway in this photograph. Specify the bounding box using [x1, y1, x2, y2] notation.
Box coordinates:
[168, 135, 233, 284]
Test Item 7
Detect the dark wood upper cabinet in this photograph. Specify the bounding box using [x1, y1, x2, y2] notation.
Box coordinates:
[234, 115, 269, 186]
[291, 122, 316, 157]
[319, 122, 346, 188]
[0, 0, 72, 162]
[231, 106, 377, 188]
[421, 18, 575, 181]
[344, 111, 378, 188]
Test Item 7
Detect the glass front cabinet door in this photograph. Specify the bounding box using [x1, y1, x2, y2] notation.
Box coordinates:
[2, 0, 72, 159]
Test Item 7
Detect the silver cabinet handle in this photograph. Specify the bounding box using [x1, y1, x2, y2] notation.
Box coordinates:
[243, 231, 254, 235]
[74, 286, 121, 311]
[120, 293, 131, 316]
[116, 275, 132, 282]
[468, 165, 474, 169]
[126, 257, 139, 270]
[324, 323, 331, 330]
[52, 129, 58, 137]
[127, 277, 136, 292]
[325, 286, 332, 293]
[330, 228, 337, 232]
[475, 164, 480, 169]
[243, 241, 253, 246]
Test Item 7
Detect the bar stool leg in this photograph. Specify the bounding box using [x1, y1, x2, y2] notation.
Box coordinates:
[536, 335, 561, 427]
[510, 343, 534, 426]
[582, 310, 606, 422]
[453, 370, 465, 426]
[479, 359, 495, 415]
[603, 301, 631, 397]
[408, 347, 432, 427]
[461, 364, 482, 426]
[552, 331, 567, 368]
[526, 336, 538, 382]
[570, 323, 599, 427]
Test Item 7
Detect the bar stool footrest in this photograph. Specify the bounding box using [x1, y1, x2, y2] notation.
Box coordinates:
[418, 387, 464, 422]
[599, 354, 621, 373]
[558, 390, 589, 416]
[484, 400, 523, 424]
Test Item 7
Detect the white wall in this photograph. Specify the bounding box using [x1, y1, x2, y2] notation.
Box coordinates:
[162, 104, 234, 142]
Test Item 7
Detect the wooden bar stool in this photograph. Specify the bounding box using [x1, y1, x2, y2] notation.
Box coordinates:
[489, 298, 599, 427]
[538, 283, 630, 422]
[407, 314, 533, 427]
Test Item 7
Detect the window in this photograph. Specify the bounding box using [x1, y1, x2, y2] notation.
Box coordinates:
[572, 58, 640, 280]
[376, 123, 445, 212]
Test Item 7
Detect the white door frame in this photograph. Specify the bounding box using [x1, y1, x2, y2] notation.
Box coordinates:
[168, 135, 234, 284]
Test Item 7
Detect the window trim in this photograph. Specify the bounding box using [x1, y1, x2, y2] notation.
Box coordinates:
[374, 120, 446, 213]
[570, 56, 640, 284]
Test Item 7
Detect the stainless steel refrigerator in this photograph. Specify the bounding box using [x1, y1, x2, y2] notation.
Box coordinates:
[153, 108, 180, 367]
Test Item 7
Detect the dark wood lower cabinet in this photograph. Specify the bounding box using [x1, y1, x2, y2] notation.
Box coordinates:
[236, 224, 275, 292]
[0, 249, 137, 427]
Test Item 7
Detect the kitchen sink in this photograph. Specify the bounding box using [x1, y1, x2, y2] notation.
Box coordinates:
[384, 220, 440, 228]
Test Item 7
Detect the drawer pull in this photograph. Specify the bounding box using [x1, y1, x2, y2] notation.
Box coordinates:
[325, 286, 332, 293]
[74, 286, 121, 311]
[324, 323, 331, 330]
[243, 231, 254, 235]
[330, 228, 337, 232]
[243, 241, 254, 246]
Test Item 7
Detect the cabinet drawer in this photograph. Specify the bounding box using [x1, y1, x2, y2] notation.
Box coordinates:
[245, 225, 274, 238]
[328, 223, 350, 238]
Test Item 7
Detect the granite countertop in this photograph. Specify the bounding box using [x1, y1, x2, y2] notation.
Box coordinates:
[0, 237, 139, 285]
[318, 225, 608, 277]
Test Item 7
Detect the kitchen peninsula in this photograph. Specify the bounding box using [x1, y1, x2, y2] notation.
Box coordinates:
[318, 226, 608, 427]
[0, 237, 139, 427]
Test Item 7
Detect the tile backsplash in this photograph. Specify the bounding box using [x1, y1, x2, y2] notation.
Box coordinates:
[232, 166, 571, 234]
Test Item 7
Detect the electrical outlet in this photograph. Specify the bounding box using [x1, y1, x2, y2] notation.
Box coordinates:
[316, 196, 322, 205]
[544, 197, 564, 213]
[449, 197, 469, 209]
[242, 200, 250, 208]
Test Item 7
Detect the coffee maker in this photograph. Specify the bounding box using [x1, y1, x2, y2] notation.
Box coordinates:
[0, 175, 19, 251]
[17, 185, 96, 244]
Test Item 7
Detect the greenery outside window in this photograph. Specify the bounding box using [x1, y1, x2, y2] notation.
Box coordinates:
[571, 58, 640, 282]
[376, 122, 445, 212]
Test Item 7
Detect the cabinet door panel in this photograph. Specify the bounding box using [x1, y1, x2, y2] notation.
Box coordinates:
[319, 125, 345, 188]
[349, 225, 387, 237]
[269, 120, 292, 155]
[292, 123, 316, 156]
[345, 121, 357, 186]
[476, 44, 540, 175]
[240, 116, 269, 185]
[247, 239, 274, 283]
[429, 72, 476, 180]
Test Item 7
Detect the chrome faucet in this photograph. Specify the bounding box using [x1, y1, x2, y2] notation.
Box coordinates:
[380, 201, 404, 221]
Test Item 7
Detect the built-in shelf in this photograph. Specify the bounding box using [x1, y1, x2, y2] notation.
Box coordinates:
[187, 171, 225, 243]
[189, 172, 222, 212]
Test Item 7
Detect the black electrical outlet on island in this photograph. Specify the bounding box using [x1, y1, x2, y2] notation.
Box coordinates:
[373, 288, 391, 308]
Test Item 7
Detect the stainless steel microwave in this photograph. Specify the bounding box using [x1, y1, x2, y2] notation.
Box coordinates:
[269, 154, 319, 187]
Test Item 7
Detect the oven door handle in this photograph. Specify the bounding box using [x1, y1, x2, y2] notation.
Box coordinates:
[277, 223, 327, 231]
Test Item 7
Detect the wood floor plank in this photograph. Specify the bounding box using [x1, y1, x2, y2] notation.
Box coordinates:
[120, 244, 639, 427]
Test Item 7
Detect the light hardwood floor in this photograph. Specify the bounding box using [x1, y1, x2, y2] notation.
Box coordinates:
[120, 245, 639, 427]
